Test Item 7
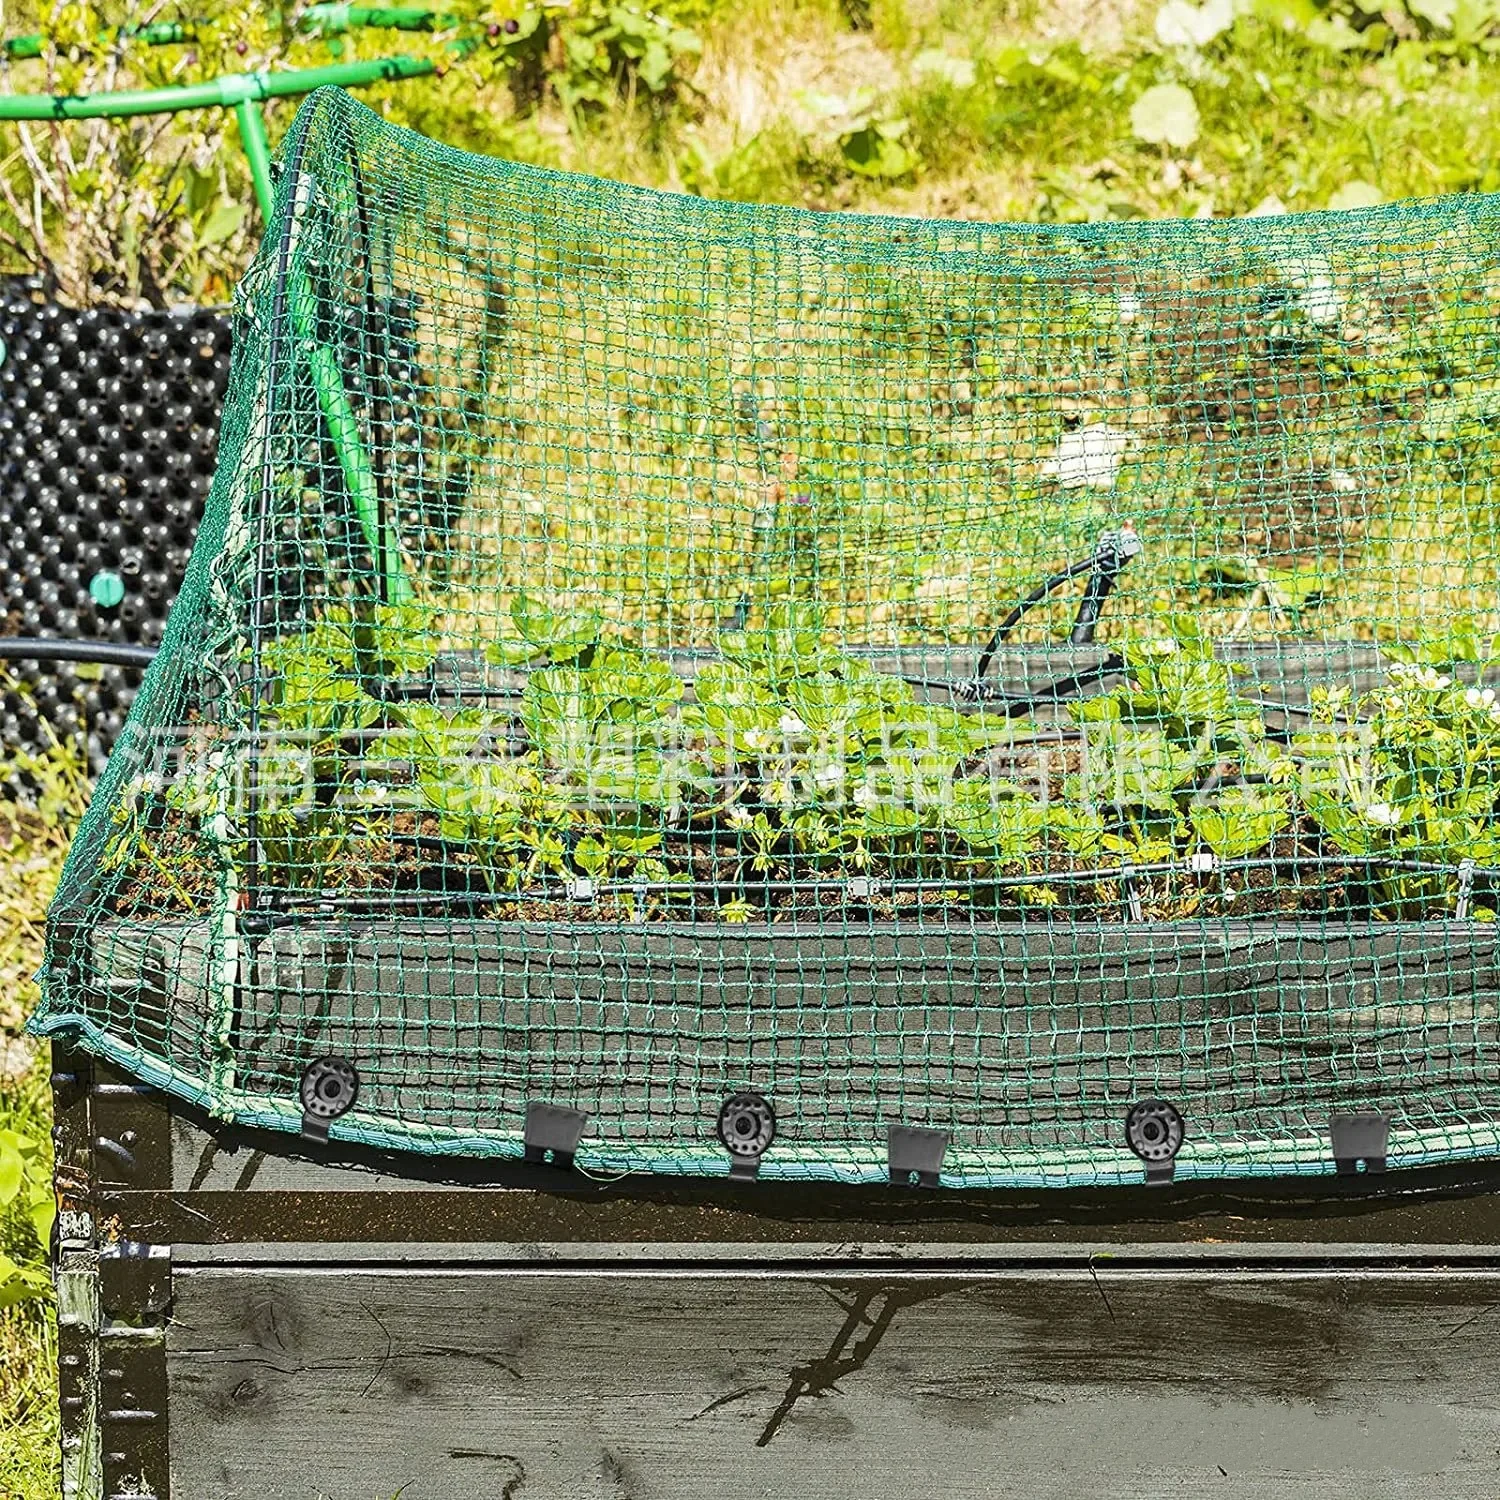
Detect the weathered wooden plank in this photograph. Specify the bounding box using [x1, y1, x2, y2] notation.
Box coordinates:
[159, 1237, 1500, 1265]
[169, 1266, 1500, 1500]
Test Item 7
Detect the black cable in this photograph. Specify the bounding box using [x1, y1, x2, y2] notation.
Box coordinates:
[0, 637, 158, 668]
[972, 554, 1095, 684]
[972, 524, 1143, 687]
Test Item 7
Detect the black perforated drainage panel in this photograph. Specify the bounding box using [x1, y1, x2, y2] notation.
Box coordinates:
[0, 279, 231, 773]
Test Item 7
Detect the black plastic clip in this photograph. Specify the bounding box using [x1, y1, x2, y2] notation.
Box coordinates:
[300, 1057, 359, 1143]
[717, 1092, 776, 1180]
[523, 1101, 588, 1170]
[888, 1124, 948, 1188]
[1330, 1113, 1390, 1175]
[1125, 1097, 1184, 1184]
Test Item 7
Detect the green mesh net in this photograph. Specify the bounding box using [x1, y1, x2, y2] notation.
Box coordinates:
[29, 86, 1500, 1185]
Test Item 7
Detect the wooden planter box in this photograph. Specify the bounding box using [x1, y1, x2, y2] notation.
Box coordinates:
[51, 1043, 1500, 1500]
[44, 637, 1500, 1494]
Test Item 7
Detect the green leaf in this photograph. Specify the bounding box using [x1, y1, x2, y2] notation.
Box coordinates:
[1074, 726, 1200, 810]
[1155, 0, 1235, 49]
[1130, 83, 1200, 148]
[840, 122, 917, 179]
[1304, 14, 1367, 48]
[910, 49, 978, 87]
[197, 201, 247, 248]
[1409, 0, 1457, 27]
[0, 1139, 23, 1207]
[942, 782, 1045, 854]
[510, 593, 603, 659]
[29, 1189, 55, 1251]
[1189, 786, 1291, 858]
[0, 1253, 51, 1309]
[1327, 180, 1384, 211]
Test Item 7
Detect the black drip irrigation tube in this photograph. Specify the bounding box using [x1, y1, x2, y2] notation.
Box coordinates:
[0, 637, 159, 669]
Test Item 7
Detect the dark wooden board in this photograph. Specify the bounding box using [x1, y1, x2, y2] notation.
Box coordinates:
[168, 1263, 1500, 1500]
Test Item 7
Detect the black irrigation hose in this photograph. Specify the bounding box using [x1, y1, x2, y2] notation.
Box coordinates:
[0, 637, 159, 669]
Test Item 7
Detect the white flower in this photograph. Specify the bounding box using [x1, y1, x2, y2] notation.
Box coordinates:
[1117, 292, 1144, 324]
[740, 728, 774, 754]
[778, 711, 808, 735]
[726, 805, 754, 829]
[1466, 687, 1497, 710]
[1362, 802, 1401, 827]
[1328, 468, 1358, 493]
[853, 782, 881, 810]
[1041, 423, 1130, 490]
[1391, 663, 1451, 692]
[1137, 637, 1180, 658]
[814, 760, 845, 787]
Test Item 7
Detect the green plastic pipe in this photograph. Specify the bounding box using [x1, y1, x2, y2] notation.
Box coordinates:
[3, 21, 195, 60]
[0, 55, 436, 120]
[233, 98, 411, 599]
[285, 249, 412, 602]
[233, 98, 276, 220]
[3, 9, 455, 58]
[301, 5, 457, 34]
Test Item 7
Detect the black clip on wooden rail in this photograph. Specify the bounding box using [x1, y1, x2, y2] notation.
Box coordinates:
[1125, 1097, 1185, 1185]
[717, 1093, 776, 1181]
[887, 1124, 949, 1188]
[299, 1056, 360, 1143]
[1329, 1113, 1390, 1175]
[523, 1102, 589, 1170]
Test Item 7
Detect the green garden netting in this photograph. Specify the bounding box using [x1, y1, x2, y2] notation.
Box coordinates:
[29, 86, 1500, 1185]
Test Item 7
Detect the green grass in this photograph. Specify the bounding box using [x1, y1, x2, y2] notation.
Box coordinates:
[0, 1064, 57, 1500]
[0, 742, 85, 1500]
